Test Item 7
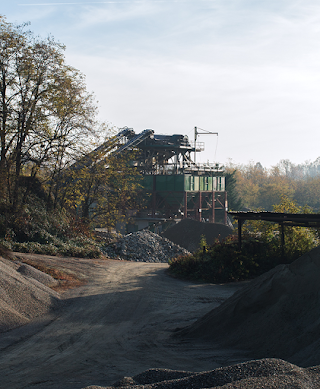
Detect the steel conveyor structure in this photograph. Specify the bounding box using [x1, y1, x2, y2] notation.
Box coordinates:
[108, 127, 227, 227]
[66, 126, 228, 228]
[113, 129, 154, 156]
[66, 127, 135, 173]
[70, 127, 214, 174]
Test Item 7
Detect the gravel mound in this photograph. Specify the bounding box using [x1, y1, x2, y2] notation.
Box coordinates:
[82, 358, 320, 388]
[162, 219, 233, 252]
[177, 245, 320, 367]
[17, 263, 58, 287]
[103, 230, 190, 263]
[0, 257, 60, 332]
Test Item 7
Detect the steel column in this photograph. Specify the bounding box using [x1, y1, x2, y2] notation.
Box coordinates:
[224, 192, 228, 225]
[184, 191, 188, 219]
[198, 191, 202, 221]
[238, 219, 243, 251]
[212, 191, 215, 223]
[152, 175, 156, 217]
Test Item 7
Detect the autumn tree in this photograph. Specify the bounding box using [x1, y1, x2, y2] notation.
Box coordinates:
[55, 146, 144, 229]
[0, 16, 97, 212]
[240, 195, 318, 263]
[225, 161, 264, 209]
[224, 170, 243, 210]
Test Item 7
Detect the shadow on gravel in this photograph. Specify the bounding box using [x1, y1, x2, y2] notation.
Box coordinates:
[0, 264, 248, 389]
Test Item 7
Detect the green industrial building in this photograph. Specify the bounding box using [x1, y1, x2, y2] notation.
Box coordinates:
[89, 126, 228, 233]
[142, 173, 226, 222]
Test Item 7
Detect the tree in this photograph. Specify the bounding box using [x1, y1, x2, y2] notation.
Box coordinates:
[226, 160, 320, 211]
[0, 16, 97, 212]
[242, 196, 318, 261]
[224, 170, 243, 210]
[293, 177, 320, 211]
[257, 176, 295, 210]
[57, 147, 144, 229]
[229, 169, 260, 209]
[226, 161, 267, 209]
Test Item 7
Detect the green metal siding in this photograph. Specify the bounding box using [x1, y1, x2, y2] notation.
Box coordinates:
[156, 175, 167, 191]
[155, 175, 186, 191]
[157, 192, 184, 206]
[175, 175, 184, 191]
[143, 176, 154, 191]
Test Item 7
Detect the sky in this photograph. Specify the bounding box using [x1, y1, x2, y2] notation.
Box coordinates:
[2, 0, 320, 168]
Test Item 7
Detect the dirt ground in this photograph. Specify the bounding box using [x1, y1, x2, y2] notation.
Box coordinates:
[0, 254, 249, 389]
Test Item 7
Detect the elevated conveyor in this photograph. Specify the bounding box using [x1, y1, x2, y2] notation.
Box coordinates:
[113, 129, 154, 155]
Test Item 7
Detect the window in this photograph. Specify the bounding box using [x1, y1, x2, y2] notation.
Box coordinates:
[217, 177, 222, 191]
[190, 176, 194, 191]
[204, 176, 209, 191]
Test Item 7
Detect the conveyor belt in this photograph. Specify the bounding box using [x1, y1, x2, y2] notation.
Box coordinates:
[113, 129, 154, 155]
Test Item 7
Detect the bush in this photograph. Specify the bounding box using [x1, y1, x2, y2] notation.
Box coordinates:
[169, 197, 320, 283]
[0, 194, 102, 258]
[169, 236, 261, 283]
[169, 235, 293, 283]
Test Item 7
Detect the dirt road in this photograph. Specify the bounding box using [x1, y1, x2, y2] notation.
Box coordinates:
[0, 258, 248, 389]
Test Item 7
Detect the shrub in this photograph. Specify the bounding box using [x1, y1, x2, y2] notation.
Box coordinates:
[0, 194, 102, 258]
[169, 236, 283, 283]
[169, 197, 319, 283]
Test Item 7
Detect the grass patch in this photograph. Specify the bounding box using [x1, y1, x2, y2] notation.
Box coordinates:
[19, 257, 87, 292]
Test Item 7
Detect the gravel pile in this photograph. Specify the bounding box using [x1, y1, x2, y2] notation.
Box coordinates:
[162, 219, 233, 252]
[177, 245, 320, 367]
[17, 263, 58, 287]
[102, 230, 190, 263]
[83, 358, 320, 388]
[0, 257, 60, 332]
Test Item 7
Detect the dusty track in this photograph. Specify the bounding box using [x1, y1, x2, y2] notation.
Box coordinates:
[0, 257, 248, 389]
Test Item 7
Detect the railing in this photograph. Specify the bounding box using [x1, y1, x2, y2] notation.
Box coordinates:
[190, 141, 205, 151]
[143, 163, 224, 175]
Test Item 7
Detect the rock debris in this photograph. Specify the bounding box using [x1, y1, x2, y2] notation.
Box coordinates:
[0, 257, 60, 332]
[102, 230, 190, 263]
[162, 219, 233, 252]
[82, 358, 320, 389]
[177, 245, 320, 367]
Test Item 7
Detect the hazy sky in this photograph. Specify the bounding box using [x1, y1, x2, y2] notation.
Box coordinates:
[2, 0, 320, 167]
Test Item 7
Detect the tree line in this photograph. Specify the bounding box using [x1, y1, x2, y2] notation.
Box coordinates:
[226, 158, 320, 212]
[0, 16, 141, 229]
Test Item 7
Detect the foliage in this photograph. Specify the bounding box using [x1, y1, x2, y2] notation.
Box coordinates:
[0, 194, 102, 258]
[0, 16, 97, 213]
[0, 16, 144, 245]
[55, 148, 144, 229]
[224, 170, 243, 211]
[225, 158, 320, 211]
[199, 234, 208, 251]
[168, 232, 313, 283]
[169, 197, 319, 283]
[242, 196, 318, 259]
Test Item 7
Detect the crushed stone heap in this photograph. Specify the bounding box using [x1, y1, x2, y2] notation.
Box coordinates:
[102, 230, 190, 263]
[82, 358, 320, 389]
[162, 219, 233, 252]
[0, 257, 60, 333]
[177, 245, 320, 367]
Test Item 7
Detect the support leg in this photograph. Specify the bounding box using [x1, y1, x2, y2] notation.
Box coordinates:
[238, 219, 243, 251]
[212, 191, 215, 223]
